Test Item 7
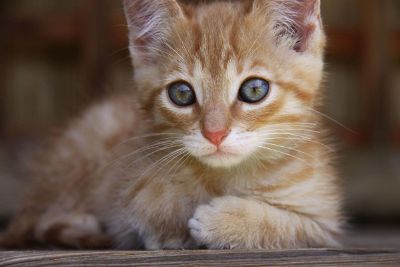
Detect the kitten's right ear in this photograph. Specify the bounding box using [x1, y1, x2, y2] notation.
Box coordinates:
[252, 0, 323, 53]
[124, 0, 184, 64]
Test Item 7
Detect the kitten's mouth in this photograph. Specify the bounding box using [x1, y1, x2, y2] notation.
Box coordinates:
[198, 149, 245, 168]
[205, 150, 237, 158]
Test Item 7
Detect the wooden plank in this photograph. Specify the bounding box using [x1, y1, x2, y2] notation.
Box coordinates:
[0, 249, 400, 266]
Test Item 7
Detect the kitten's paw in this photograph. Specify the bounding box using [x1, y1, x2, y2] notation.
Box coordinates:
[188, 202, 224, 249]
[189, 196, 260, 249]
[35, 213, 112, 249]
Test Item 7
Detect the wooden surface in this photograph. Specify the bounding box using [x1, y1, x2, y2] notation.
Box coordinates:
[1, 249, 400, 266]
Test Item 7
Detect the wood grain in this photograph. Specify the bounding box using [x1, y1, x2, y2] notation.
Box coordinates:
[1, 249, 400, 266]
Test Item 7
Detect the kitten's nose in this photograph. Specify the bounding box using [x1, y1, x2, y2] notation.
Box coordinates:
[202, 129, 229, 146]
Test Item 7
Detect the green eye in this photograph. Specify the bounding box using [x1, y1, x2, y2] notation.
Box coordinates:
[168, 81, 196, 107]
[239, 78, 270, 103]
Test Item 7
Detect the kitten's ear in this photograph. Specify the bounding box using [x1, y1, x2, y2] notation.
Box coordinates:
[124, 0, 185, 63]
[253, 0, 323, 53]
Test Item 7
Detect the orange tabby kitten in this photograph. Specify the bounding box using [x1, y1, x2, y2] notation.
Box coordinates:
[1, 0, 342, 249]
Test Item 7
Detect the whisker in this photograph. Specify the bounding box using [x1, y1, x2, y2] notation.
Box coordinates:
[245, 27, 265, 58]
[132, 45, 178, 61]
[275, 122, 317, 126]
[175, 153, 192, 174]
[257, 145, 313, 167]
[165, 151, 191, 178]
[257, 132, 314, 140]
[268, 122, 319, 130]
[124, 143, 183, 169]
[143, 149, 188, 182]
[116, 139, 181, 162]
[250, 153, 268, 170]
[137, 148, 186, 180]
[105, 138, 182, 171]
[175, 30, 192, 61]
[265, 128, 321, 134]
[118, 133, 182, 145]
[260, 136, 333, 151]
[163, 42, 186, 63]
[308, 108, 357, 134]
[124, 148, 187, 195]
[245, 127, 319, 136]
[108, 46, 129, 58]
[263, 142, 316, 159]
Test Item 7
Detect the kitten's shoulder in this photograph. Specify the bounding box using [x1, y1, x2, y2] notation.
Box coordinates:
[79, 93, 140, 142]
[45, 92, 141, 158]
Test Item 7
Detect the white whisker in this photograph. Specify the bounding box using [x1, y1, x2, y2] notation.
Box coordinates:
[308, 108, 357, 134]
[119, 133, 182, 145]
[163, 42, 186, 63]
[165, 151, 191, 178]
[175, 29, 192, 61]
[116, 139, 181, 162]
[138, 148, 186, 180]
[257, 131, 315, 140]
[257, 145, 313, 167]
[261, 136, 333, 152]
[263, 142, 315, 159]
[124, 143, 183, 169]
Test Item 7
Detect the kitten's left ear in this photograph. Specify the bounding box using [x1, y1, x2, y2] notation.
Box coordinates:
[253, 0, 323, 53]
[124, 0, 185, 64]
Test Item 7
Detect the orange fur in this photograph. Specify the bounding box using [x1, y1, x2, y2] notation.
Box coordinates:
[1, 0, 342, 250]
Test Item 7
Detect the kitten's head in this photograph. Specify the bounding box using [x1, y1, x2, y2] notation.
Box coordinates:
[124, 0, 325, 168]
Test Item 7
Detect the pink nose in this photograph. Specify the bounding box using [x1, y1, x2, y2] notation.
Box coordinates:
[202, 129, 229, 146]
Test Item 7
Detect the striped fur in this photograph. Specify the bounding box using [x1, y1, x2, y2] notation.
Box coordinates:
[1, 0, 342, 250]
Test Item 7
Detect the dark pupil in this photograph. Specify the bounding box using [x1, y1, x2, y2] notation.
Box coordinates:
[249, 86, 262, 96]
[177, 88, 190, 101]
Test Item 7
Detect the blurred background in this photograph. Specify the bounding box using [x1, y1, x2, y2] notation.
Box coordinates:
[0, 0, 399, 247]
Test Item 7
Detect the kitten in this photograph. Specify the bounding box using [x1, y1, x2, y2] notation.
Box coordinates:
[1, 0, 342, 249]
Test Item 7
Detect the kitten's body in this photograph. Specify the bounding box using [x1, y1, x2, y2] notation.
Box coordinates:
[1, 0, 342, 249]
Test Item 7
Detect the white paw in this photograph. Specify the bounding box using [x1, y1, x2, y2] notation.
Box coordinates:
[188, 203, 222, 249]
[188, 196, 245, 249]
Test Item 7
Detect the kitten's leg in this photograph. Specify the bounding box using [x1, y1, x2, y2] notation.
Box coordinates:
[188, 196, 340, 249]
[0, 212, 39, 248]
[34, 212, 111, 249]
[1, 211, 111, 249]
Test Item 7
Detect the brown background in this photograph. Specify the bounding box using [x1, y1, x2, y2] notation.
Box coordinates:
[0, 0, 399, 231]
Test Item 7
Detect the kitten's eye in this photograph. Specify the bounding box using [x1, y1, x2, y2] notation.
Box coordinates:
[239, 78, 270, 104]
[168, 81, 196, 107]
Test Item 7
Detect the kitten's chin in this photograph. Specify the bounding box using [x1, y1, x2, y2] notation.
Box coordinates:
[198, 152, 246, 168]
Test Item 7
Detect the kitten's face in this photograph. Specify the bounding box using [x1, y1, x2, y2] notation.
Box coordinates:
[125, 0, 324, 168]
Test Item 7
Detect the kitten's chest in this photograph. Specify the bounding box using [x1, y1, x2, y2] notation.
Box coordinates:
[125, 168, 234, 217]
[116, 166, 274, 248]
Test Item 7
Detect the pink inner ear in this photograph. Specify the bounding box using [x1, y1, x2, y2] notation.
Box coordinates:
[125, 0, 163, 64]
[297, 0, 320, 52]
[294, 22, 317, 53]
[125, 0, 183, 64]
[276, 0, 320, 52]
[134, 37, 157, 64]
